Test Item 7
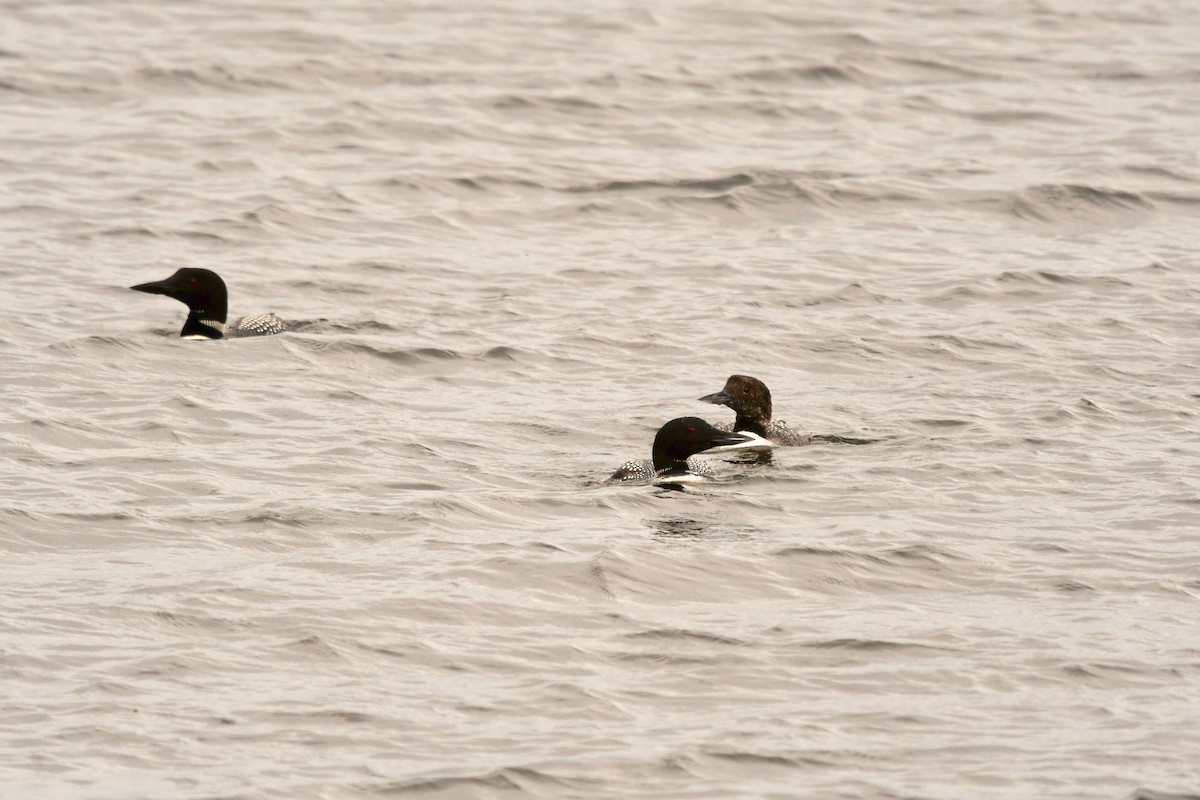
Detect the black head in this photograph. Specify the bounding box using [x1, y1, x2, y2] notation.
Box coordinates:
[698, 374, 773, 434]
[130, 268, 229, 322]
[650, 416, 752, 471]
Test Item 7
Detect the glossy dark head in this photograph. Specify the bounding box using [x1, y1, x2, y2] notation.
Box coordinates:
[651, 416, 752, 472]
[131, 268, 229, 322]
[699, 374, 773, 435]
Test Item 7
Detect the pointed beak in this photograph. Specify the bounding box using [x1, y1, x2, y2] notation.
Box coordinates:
[130, 279, 172, 296]
[710, 430, 752, 448]
[698, 391, 732, 406]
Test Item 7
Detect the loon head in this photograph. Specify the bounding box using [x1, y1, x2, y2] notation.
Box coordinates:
[131, 268, 229, 338]
[699, 374, 773, 435]
[650, 416, 751, 473]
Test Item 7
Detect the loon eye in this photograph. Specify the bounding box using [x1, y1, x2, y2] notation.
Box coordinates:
[687, 426, 695, 435]
[188, 277, 197, 285]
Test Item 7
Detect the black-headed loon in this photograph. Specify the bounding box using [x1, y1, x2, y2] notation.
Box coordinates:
[699, 374, 810, 446]
[609, 416, 751, 485]
[131, 268, 286, 339]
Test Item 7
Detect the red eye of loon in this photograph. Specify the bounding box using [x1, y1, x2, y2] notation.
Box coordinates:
[687, 426, 695, 435]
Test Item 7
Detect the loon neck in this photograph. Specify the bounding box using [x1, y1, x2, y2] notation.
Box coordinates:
[734, 414, 770, 438]
[652, 456, 690, 474]
[182, 314, 226, 339]
[654, 461, 692, 478]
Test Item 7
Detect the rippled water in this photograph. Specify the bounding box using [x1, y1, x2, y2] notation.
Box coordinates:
[4, 1, 1200, 798]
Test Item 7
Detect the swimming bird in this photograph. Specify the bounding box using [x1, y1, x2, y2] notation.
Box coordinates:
[609, 416, 752, 485]
[130, 268, 285, 339]
[698, 374, 810, 446]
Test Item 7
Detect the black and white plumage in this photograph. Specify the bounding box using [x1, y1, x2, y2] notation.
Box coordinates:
[698, 374, 811, 446]
[130, 268, 286, 339]
[609, 416, 752, 485]
[609, 455, 717, 484]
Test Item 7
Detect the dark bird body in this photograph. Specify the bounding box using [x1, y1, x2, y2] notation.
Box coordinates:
[698, 374, 810, 446]
[131, 268, 285, 339]
[609, 416, 751, 485]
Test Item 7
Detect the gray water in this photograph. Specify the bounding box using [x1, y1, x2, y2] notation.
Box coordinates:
[3, 1, 1200, 798]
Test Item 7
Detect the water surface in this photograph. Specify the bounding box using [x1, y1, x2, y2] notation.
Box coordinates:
[3, 1, 1200, 798]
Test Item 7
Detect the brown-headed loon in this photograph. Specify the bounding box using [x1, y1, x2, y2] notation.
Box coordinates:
[698, 374, 810, 446]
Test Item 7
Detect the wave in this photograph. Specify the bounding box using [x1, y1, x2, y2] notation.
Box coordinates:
[734, 64, 868, 85]
[1012, 182, 1154, 223]
[134, 66, 292, 93]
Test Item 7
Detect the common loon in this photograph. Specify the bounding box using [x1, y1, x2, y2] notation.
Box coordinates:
[699, 375, 811, 446]
[609, 416, 752, 485]
[130, 268, 286, 339]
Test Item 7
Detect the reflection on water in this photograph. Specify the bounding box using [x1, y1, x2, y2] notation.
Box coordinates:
[811, 433, 886, 445]
[648, 516, 760, 542]
[723, 449, 775, 467]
